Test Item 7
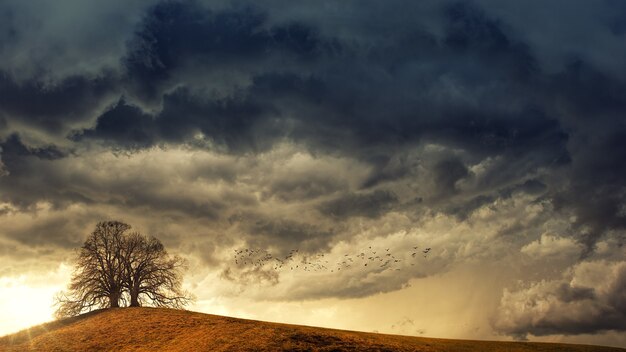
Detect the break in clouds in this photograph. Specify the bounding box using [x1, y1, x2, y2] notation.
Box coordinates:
[1, 0, 625, 341]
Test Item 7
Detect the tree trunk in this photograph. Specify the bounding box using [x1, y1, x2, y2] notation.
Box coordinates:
[130, 285, 140, 307]
[109, 292, 120, 308]
[130, 295, 140, 307]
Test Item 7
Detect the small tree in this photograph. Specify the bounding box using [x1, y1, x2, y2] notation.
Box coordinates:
[55, 221, 192, 318]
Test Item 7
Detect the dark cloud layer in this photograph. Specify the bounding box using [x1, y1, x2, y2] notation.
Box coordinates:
[123, 2, 336, 100]
[319, 190, 398, 219]
[0, 72, 117, 133]
[1, 0, 625, 341]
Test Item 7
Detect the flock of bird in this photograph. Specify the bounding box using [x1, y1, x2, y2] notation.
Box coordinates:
[232, 245, 432, 273]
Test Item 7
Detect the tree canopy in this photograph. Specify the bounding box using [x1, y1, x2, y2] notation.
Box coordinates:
[55, 221, 192, 318]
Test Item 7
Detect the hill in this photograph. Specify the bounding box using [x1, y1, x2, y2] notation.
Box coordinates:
[0, 308, 623, 352]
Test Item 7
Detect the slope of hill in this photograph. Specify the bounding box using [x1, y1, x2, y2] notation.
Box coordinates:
[0, 307, 623, 352]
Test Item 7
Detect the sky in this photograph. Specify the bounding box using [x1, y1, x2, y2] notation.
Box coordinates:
[0, 0, 625, 347]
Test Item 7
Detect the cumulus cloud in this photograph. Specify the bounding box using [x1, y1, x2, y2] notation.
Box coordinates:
[494, 260, 626, 338]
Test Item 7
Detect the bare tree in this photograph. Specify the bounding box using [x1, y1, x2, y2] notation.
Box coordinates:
[122, 232, 192, 308]
[55, 221, 192, 318]
[55, 221, 129, 318]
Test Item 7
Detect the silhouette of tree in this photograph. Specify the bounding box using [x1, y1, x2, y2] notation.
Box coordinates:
[55, 221, 192, 318]
[54, 221, 129, 318]
[121, 232, 190, 308]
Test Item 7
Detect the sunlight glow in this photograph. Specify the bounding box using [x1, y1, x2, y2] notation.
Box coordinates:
[0, 269, 69, 336]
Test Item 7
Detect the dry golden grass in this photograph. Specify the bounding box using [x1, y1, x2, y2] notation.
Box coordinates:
[0, 307, 623, 352]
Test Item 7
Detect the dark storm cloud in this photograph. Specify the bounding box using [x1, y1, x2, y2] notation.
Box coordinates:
[547, 61, 626, 253]
[443, 179, 548, 220]
[220, 266, 279, 287]
[319, 190, 398, 219]
[6, 0, 568, 163]
[4, 215, 82, 248]
[231, 213, 334, 253]
[432, 157, 470, 197]
[0, 133, 68, 188]
[0, 134, 67, 164]
[265, 173, 346, 202]
[0, 134, 88, 208]
[0, 114, 7, 131]
[123, 1, 336, 100]
[3, 0, 621, 245]
[71, 99, 156, 149]
[77, 0, 563, 159]
[0, 7, 16, 51]
[0, 0, 622, 231]
[360, 154, 419, 189]
[443, 1, 537, 80]
[73, 87, 275, 153]
[0, 72, 117, 133]
[156, 88, 271, 151]
[443, 195, 494, 221]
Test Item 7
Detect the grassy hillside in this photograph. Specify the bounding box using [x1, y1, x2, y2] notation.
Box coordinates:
[0, 308, 623, 352]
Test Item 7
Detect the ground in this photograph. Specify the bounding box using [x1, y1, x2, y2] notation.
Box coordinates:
[0, 308, 623, 352]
